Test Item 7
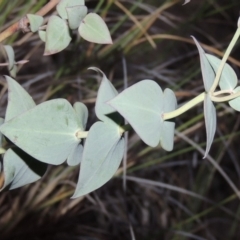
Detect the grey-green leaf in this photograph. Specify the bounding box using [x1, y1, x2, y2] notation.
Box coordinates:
[72, 121, 124, 198]
[206, 54, 237, 91]
[229, 86, 240, 111]
[57, 0, 85, 19]
[0, 148, 47, 191]
[204, 94, 216, 158]
[27, 14, 44, 32]
[5, 76, 36, 122]
[67, 143, 83, 166]
[9, 64, 17, 78]
[38, 30, 46, 42]
[109, 80, 163, 147]
[91, 67, 120, 124]
[44, 16, 72, 56]
[73, 102, 88, 129]
[4, 45, 15, 70]
[0, 99, 80, 165]
[79, 13, 112, 44]
[192, 37, 215, 92]
[162, 88, 177, 151]
[67, 5, 87, 30]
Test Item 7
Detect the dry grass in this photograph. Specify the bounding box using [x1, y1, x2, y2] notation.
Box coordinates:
[1, 0, 240, 239]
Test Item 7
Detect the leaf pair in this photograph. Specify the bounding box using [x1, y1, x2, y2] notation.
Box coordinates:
[41, 0, 112, 55]
[0, 77, 46, 191]
[193, 37, 239, 157]
[0, 76, 88, 191]
[205, 55, 240, 112]
[72, 68, 124, 198]
[109, 80, 177, 151]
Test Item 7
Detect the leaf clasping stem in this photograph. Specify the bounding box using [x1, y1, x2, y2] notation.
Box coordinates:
[209, 24, 240, 94]
[76, 131, 88, 139]
[163, 92, 205, 120]
[211, 90, 240, 103]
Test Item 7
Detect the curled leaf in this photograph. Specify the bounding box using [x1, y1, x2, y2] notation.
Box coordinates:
[192, 37, 215, 92]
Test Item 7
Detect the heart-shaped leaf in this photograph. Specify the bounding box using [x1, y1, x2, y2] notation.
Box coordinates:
[229, 86, 240, 111]
[206, 54, 237, 91]
[161, 88, 177, 151]
[67, 5, 87, 30]
[5, 76, 36, 122]
[57, 0, 85, 19]
[27, 14, 44, 32]
[79, 13, 112, 44]
[109, 80, 163, 147]
[44, 16, 72, 55]
[72, 121, 124, 198]
[0, 148, 47, 191]
[192, 37, 215, 92]
[204, 94, 216, 158]
[0, 99, 80, 165]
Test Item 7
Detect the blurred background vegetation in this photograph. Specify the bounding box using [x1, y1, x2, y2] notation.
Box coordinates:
[1, 0, 240, 239]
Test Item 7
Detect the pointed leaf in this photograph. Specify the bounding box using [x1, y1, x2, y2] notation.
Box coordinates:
[72, 122, 124, 198]
[67, 5, 87, 30]
[206, 54, 237, 91]
[162, 89, 177, 151]
[57, 0, 85, 19]
[90, 67, 121, 124]
[109, 80, 163, 147]
[192, 37, 215, 92]
[27, 14, 44, 32]
[44, 16, 72, 56]
[229, 86, 240, 111]
[67, 143, 83, 166]
[0, 148, 47, 191]
[38, 30, 46, 42]
[79, 13, 112, 44]
[204, 94, 216, 158]
[4, 45, 15, 70]
[0, 99, 80, 165]
[5, 76, 36, 122]
[73, 102, 88, 129]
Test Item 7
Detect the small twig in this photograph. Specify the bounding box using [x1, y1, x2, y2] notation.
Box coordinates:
[0, 0, 60, 43]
